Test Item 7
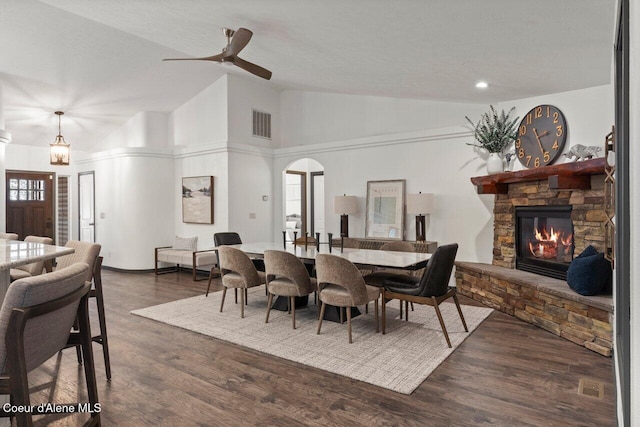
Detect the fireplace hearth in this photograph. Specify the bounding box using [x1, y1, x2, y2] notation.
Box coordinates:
[515, 206, 573, 280]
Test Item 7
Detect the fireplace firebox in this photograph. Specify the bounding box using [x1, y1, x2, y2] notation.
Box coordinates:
[515, 206, 574, 280]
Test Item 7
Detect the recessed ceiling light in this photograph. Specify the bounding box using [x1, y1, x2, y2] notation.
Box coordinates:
[475, 81, 489, 89]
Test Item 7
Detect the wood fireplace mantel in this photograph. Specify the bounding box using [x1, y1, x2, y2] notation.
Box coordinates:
[470, 158, 606, 194]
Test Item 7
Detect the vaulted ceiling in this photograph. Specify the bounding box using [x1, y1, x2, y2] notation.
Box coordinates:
[0, 0, 616, 151]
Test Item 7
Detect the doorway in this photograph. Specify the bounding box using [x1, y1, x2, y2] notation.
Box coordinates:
[5, 171, 55, 240]
[283, 158, 325, 242]
[285, 170, 307, 239]
[78, 171, 96, 242]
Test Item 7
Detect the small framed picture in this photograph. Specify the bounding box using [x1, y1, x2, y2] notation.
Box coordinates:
[182, 176, 214, 224]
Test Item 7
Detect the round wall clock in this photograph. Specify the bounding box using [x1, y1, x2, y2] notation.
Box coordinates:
[515, 105, 567, 168]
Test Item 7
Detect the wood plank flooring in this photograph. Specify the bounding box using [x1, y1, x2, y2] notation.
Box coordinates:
[28, 269, 616, 426]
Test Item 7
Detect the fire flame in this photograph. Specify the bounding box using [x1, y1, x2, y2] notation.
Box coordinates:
[528, 226, 573, 260]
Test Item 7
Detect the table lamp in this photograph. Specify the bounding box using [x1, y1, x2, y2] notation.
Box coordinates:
[407, 192, 434, 242]
[334, 195, 358, 238]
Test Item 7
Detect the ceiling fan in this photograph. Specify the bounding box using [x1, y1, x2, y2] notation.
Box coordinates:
[163, 27, 272, 80]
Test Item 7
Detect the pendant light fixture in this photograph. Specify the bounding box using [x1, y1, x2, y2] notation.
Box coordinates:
[50, 111, 70, 166]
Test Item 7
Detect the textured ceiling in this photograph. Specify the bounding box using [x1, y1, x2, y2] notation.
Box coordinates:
[0, 0, 616, 151]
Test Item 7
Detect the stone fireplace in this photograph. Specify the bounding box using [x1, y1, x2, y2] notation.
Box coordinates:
[455, 159, 613, 356]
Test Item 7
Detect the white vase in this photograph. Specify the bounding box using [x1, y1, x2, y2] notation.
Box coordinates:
[486, 153, 504, 174]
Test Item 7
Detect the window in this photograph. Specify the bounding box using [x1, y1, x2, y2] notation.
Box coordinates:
[9, 178, 46, 201]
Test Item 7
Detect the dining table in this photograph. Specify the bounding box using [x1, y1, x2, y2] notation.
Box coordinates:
[0, 238, 75, 303]
[221, 242, 432, 320]
[227, 242, 432, 270]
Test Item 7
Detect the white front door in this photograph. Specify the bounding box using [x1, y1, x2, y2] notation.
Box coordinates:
[78, 172, 95, 242]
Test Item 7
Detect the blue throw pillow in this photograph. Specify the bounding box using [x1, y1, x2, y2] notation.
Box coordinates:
[566, 245, 612, 296]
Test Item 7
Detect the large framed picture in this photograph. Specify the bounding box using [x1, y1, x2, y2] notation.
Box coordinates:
[182, 176, 214, 224]
[365, 179, 405, 240]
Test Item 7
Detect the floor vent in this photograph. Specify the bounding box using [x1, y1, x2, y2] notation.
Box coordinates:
[252, 109, 271, 139]
[578, 378, 604, 399]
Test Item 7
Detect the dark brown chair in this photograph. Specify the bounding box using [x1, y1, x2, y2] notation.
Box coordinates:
[315, 254, 380, 343]
[264, 250, 317, 329]
[0, 263, 100, 426]
[205, 233, 244, 297]
[381, 243, 468, 348]
[218, 246, 266, 318]
[364, 240, 418, 317]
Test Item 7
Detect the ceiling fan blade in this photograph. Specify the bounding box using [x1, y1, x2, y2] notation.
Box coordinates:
[226, 28, 253, 56]
[163, 53, 224, 62]
[233, 57, 272, 80]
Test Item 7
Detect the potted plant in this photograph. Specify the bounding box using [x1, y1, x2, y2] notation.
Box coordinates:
[465, 105, 519, 174]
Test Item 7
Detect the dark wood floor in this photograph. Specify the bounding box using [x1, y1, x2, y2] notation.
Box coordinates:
[29, 269, 616, 426]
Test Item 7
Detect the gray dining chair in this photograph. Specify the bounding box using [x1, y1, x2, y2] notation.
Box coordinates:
[218, 246, 266, 318]
[264, 250, 317, 329]
[315, 254, 380, 343]
[0, 262, 100, 426]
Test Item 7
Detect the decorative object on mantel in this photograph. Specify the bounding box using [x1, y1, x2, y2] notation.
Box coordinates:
[365, 180, 405, 241]
[50, 111, 70, 166]
[465, 105, 519, 174]
[515, 105, 567, 169]
[334, 194, 358, 237]
[604, 126, 616, 266]
[564, 144, 603, 161]
[406, 192, 434, 242]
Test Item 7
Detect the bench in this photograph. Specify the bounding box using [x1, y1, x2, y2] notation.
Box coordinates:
[154, 246, 218, 281]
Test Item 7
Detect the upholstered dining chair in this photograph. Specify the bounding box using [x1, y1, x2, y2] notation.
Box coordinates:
[218, 246, 266, 318]
[54, 241, 112, 380]
[315, 254, 381, 343]
[0, 233, 18, 240]
[0, 262, 100, 427]
[9, 235, 54, 282]
[380, 243, 468, 348]
[264, 250, 317, 329]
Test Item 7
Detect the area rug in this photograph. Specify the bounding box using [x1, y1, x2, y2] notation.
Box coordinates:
[131, 288, 492, 394]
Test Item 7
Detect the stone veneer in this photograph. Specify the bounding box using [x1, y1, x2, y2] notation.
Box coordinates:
[455, 262, 613, 356]
[493, 175, 607, 268]
[456, 171, 613, 356]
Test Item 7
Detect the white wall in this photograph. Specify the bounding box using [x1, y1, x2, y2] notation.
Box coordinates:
[78, 149, 175, 269]
[171, 74, 229, 147]
[100, 111, 170, 150]
[227, 74, 281, 147]
[272, 126, 492, 263]
[173, 145, 230, 248]
[280, 90, 489, 147]
[227, 147, 273, 243]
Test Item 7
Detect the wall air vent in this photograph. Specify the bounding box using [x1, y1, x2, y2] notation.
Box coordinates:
[252, 109, 271, 140]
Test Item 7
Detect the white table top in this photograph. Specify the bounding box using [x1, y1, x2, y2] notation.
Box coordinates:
[224, 242, 431, 269]
[0, 238, 74, 271]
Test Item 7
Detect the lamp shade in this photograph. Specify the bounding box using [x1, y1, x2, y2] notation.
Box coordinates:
[334, 195, 358, 214]
[407, 193, 434, 215]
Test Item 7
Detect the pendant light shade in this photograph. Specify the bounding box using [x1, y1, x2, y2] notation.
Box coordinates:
[50, 111, 70, 166]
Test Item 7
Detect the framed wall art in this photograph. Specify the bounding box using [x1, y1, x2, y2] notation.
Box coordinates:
[365, 179, 405, 240]
[182, 176, 214, 224]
